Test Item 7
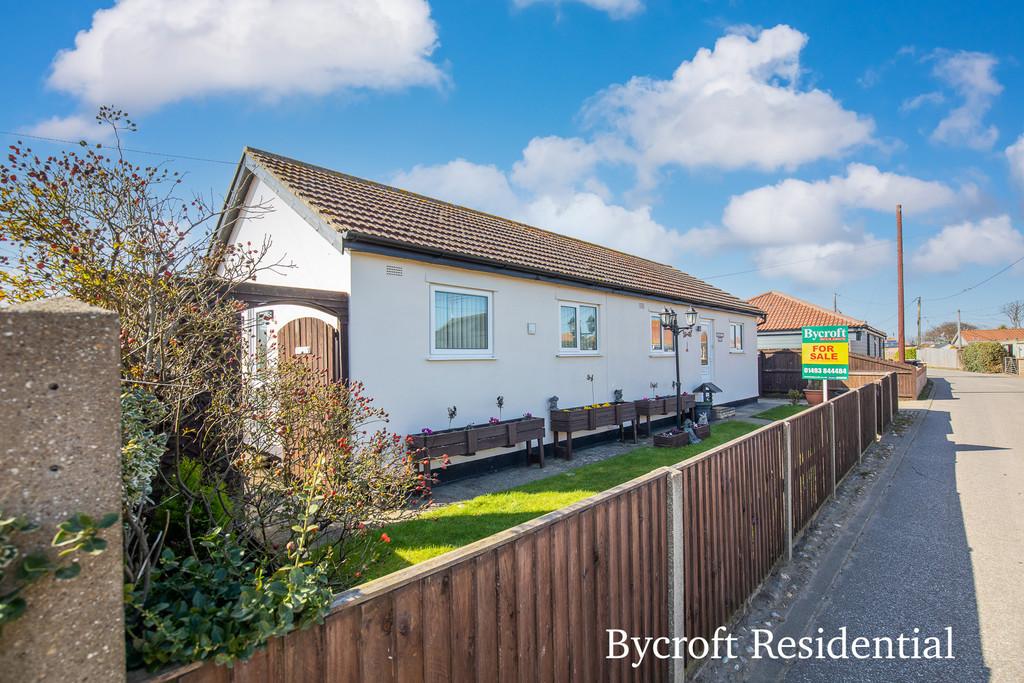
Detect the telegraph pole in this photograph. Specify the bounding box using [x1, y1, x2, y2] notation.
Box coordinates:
[833, 291, 838, 311]
[896, 205, 907, 362]
[956, 309, 962, 347]
[916, 297, 922, 346]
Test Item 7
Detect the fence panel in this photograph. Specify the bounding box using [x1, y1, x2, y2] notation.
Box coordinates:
[858, 384, 876, 449]
[675, 423, 786, 658]
[159, 473, 669, 683]
[787, 405, 832, 535]
[832, 391, 860, 483]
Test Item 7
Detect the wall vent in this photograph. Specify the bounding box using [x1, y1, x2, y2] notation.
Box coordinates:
[385, 265, 404, 277]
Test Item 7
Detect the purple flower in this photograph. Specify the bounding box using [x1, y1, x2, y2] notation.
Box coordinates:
[489, 417, 500, 425]
[421, 427, 433, 435]
[524, 412, 532, 418]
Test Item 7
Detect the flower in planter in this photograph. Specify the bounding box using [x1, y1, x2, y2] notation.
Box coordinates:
[420, 427, 433, 435]
[447, 405, 457, 428]
[524, 412, 533, 419]
[489, 417, 500, 425]
[496, 395, 504, 420]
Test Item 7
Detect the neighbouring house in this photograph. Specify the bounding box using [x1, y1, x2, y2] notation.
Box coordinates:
[953, 328, 1024, 359]
[216, 148, 763, 476]
[749, 291, 887, 359]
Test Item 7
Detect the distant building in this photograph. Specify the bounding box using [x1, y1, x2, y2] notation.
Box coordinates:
[748, 291, 887, 358]
[953, 329, 1024, 359]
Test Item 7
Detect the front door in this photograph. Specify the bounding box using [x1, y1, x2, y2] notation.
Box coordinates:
[699, 319, 714, 382]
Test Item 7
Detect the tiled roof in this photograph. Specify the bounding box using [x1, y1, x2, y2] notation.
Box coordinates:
[749, 291, 885, 335]
[961, 328, 1024, 342]
[242, 148, 762, 316]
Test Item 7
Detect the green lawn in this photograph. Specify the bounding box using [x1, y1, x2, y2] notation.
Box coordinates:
[360, 420, 761, 582]
[752, 404, 809, 421]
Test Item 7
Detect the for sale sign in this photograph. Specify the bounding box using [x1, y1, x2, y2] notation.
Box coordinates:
[801, 326, 849, 380]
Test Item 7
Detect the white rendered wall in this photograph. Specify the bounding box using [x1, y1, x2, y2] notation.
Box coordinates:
[348, 251, 759, 460]
[225, 176, 351, 297]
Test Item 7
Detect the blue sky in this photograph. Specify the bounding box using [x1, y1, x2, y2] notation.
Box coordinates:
[5, 0, 1024, 335]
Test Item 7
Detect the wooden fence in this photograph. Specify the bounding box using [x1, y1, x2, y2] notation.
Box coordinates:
[759, 350, 926, 399]
[149, 374, 899, 683]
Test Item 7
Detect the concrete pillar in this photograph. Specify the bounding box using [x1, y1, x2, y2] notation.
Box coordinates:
[666, 469, 685, 683]
[0, 298, 125, 682]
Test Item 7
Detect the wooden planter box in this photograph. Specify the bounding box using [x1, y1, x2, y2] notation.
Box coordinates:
[634, 397, 667, 417]
[408, 416, 546, 475]
[549, 401, 639, 460]
[635, 394, 696, 436]
[652, 422, 710, 448]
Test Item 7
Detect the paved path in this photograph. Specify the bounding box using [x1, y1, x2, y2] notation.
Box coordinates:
[779, 369, 1023, 682]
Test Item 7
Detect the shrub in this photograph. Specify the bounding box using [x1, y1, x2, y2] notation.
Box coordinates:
[121, 390, 169, 511]
[125, 530, 332, 669]
[905, 347, 918, 360]
[786, 389, 803, 405]
[962, 342, 1006, 373]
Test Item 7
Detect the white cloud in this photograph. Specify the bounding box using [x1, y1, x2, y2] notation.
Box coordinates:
[754, 235, 892, 286]
[929, 51, 1002, 150]
[45, 0, 442, 114]
[1006, 134, 1024, 188]
[913, 215, 1024, 272]
[392, 158, 685, 260]
[22, 114, 114, 142]
[584, 24, 874, 177]
[509, 135, 631, 197]
[513, 0, 644, 20]
[393, 159, 521, 218]
[719, 163, 960, 246]
[899, 91, 944, 113]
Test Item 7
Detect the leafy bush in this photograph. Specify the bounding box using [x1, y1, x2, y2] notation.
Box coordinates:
[121, 390, 169, 510]
[962, 342, 1006, 373]
[787, 389, 803, 405]
[905, 346, 918, 360]
[126, 530, 331, 669]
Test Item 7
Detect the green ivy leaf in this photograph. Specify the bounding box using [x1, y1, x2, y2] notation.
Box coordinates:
[97, 512, 120, 529]
[54, 563, 82, 580]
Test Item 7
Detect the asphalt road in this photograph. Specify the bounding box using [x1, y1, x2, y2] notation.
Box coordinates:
[781, 369, 1024, 683]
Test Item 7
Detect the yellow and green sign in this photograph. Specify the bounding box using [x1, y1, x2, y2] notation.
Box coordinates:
[802, 325, 849, 380]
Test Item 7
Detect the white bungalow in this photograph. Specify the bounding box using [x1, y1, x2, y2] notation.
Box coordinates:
[217, 149, 763, 477]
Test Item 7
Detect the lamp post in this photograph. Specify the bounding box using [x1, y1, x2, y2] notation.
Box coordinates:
[660, 306, 698, 429]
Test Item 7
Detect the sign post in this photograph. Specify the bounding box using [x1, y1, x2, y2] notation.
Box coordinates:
[802, 326, 849, 402]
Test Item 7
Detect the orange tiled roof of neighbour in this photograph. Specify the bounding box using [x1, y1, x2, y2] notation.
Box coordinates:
[749, 290, 884, 336]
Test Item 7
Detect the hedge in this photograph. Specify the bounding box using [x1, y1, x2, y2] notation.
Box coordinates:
[962, 341, 1006, 373]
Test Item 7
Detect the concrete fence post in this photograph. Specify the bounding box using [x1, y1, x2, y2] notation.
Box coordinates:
[666, 469, 685, 683]
[783, 421, 793, 562]
[829, 401, 837, 498]
[0, 298, 125, 682]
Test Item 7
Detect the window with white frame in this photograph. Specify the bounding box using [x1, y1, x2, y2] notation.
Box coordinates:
[650, 314, 675, 353]
[430, 285, 493, 356]
[560, 302, 598, 353]
[729, 322, 744, 351]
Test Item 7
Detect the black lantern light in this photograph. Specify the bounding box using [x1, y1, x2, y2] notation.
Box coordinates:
[660, 306, 698, 429]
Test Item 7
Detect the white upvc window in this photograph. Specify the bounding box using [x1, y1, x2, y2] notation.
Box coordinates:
[650, 313, 675, 353]
[559, 301, 599, 353]
[729, 322, 744, 352]
[430, 284, 493, 357]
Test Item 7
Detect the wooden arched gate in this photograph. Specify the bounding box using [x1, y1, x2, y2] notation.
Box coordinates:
[277, 317, 341, 384]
